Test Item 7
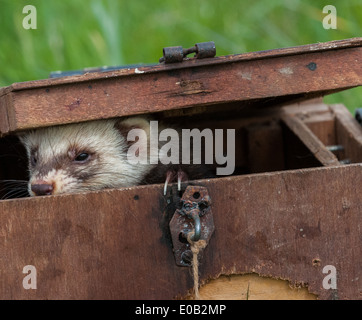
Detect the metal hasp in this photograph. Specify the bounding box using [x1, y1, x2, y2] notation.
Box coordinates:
[169, 186, 214, 267]
[159, 41, 216, 63]
[355, 108, 362, 126]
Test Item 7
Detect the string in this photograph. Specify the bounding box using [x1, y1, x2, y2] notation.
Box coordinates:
[187, 231, 206, 300]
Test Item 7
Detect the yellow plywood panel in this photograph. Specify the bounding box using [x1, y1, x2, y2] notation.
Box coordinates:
[192, 274, 317, 300]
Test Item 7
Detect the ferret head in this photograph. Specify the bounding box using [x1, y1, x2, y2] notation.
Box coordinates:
[19, 117, 153, 196]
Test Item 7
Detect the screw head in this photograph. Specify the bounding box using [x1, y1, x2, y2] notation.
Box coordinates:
[181, 250, 193, 265]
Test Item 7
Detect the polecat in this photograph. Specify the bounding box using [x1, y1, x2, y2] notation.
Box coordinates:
[19, 117, 213, 197]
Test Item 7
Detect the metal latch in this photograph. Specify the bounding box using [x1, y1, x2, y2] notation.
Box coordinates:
[159, 41, 216, 64]
[169, 186, 214, 267]
[355, 108, 362, 126]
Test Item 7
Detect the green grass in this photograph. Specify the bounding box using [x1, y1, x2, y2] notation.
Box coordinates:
[0, 0, 361, 112]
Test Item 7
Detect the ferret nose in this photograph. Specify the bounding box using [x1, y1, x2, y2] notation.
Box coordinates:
[31, 183, 54, 196]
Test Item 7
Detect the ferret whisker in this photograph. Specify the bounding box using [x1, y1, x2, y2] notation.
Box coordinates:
[1, 186, 28, 193]
[0, 186, 27, 194]
[1, 189, 29, 200]
[0, 179, 28, 183]
[0, 179, 29, 199]
[0, 181, 28, 189]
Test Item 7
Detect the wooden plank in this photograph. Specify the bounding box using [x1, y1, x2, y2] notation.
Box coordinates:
[281, 100, 336, 146]
[0, 164, 361, 299]
[0, 92, 11, 135]
[302, 113, 336, 146]
[0, 41, 361, 134]
[330, 104, 362, 163]
[280, 98, 328, 115]
[281, 113, 340, 166]
[3, 38, 362, 93]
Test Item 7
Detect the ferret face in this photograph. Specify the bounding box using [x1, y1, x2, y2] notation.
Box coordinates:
[20, 118, 151, 196]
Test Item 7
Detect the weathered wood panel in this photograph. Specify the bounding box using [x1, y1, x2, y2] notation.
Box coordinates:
[0, 93, 12, 134]
[1, 38, 361, 94]
[281, 100, 337, 146]
[0, 39, 361, 134]
[0, 164, 361, 299]
[281, 113, 340, 166]
[0, 37, 362, 96]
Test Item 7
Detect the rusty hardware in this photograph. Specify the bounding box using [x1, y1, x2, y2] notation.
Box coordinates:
[169, 186, 214, 267]
[325, 145, 351, 164]
[326, 145, 344, 152]
[355, 108, 362, 126]
[159, 41, 216, 63]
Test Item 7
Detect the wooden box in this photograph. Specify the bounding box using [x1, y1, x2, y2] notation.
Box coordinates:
[0, 38, 361, 300]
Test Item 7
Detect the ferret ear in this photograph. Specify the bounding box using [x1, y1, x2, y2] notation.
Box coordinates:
[115, 116, 150, 133]
[114, 117, 152, 161]
[114, 116, 151, 141]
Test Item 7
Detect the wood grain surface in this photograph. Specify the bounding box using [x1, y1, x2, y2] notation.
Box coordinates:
[0, 164, 361, 299]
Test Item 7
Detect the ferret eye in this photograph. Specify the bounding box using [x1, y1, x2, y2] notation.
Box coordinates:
[74, 153, 90, 162]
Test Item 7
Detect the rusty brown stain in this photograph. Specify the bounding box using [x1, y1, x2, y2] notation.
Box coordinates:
[42, 265, 65, 280]
[65, 98, 82, 111]
[297, 220, 322, 239]
[176, 80, 211, 95]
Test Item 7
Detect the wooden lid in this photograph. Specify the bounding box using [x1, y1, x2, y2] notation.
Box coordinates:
[1, 37, 361, 134]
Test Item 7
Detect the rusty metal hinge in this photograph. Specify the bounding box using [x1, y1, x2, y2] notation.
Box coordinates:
[355, 108, 362, 126]
[159, 41, 216, 64]
[169, 186, 214, 267]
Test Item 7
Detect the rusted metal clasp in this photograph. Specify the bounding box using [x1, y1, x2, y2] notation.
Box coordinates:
[159, 41, 216, 63]
[355, 108, 362, 126]
[169, 186, 214, 267]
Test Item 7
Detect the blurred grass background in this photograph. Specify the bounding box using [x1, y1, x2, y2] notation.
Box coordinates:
[0, 0, 361, 112]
